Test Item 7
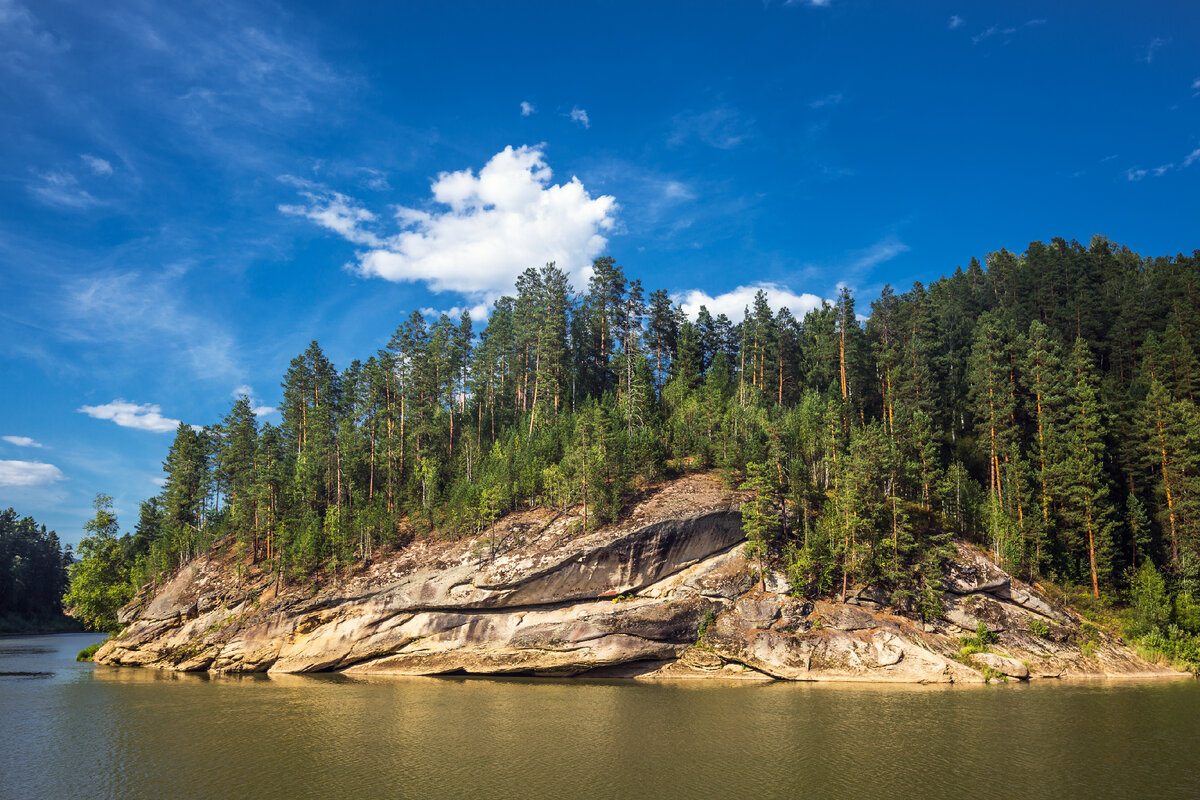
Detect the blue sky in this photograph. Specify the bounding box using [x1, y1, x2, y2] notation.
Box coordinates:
[2, 0, 1198, 546]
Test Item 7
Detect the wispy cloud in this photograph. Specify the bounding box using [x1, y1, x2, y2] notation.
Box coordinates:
[848, 237, 910, 272]
[360, 167, 389, 191]
[1124, 145, 1200, 180]
[949, 15, 964, 29]
[2, 435, 43, 448]
[971, 18, 1046, 44]
[1140, 37, 1167, 64]
[0, 459, 65, 487]
[669, 105, 753, 149]
[28, 170, 101, 209]
[80, 154, 113, 176]
[77, 399, 182, 433]
[283, 145, 617, 303]
[569, 106, 590, 128]
[279, 176, 383, 247]
[1192, 77, 1200, 97]
[520, 100, 536, 116]
[0, 0, 68, 69]
[809, 92, 844, 110]
[64, 268, 240, 381]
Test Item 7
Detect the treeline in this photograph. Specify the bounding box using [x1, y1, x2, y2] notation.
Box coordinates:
[0, 508, 74, 632]
[90, 239, 1200, 625]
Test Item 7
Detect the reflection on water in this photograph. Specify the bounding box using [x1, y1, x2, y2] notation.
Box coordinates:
[2, 633, 1198, 800]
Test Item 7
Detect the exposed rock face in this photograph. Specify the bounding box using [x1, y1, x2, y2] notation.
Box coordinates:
[95, 474, 1181, 683]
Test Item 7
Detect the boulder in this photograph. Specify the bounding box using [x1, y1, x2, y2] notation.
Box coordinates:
[971, 652, 1029, 679]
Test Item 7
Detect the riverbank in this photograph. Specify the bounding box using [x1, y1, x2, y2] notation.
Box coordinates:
[0, 614, 85, 636]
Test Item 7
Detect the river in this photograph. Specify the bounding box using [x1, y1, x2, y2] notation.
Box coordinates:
[2, 633, 1197, 799]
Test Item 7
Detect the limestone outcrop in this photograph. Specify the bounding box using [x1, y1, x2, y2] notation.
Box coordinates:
[95, 474, 1182, 683]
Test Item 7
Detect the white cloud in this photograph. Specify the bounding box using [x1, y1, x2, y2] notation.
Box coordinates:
[28, 170, 100, 209]
[80, 154, 113, 176]
[0, 460, 65, 487]
[279, 176, 383, 247]
[77, 399, 181, 433]
[286, 145, 617, 301]
[1152, 163, 1174, 176]
[676, 283, 828, 322]
[420, 302, 492, 323]
[520, 100, 536, 116]
[1184, 148, 1200, 168]
[2, 435, 43, 448]
[229, 385, 276, 417]
[569, 106, 590, 128]
[949, 15, 964, 29]
[1126, 168, 1148, 181]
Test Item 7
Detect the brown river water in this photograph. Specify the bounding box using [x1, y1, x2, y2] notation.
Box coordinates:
[1, 633, 1197, 799]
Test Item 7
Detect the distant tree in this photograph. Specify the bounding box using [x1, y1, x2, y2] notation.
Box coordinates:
[64, 494, 132, 633]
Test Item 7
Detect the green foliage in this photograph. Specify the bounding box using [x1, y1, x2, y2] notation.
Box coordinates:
[63, 495, 134, 634]
[1127, 561, 1172, 637]
[76, 642, 103, 662]
[0, 507, 72, 630]
[1028, 619, 1050, 638]
[696, 609, 716, 642]
[959, 622, 998, 655]
[978, 664, 1008, 684]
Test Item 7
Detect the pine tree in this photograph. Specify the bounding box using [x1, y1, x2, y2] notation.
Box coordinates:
[740, 461, 780, 591]
[1061, 337, 1115, 597]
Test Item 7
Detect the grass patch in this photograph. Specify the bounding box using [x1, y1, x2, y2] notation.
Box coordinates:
[76, 642, 103, 662]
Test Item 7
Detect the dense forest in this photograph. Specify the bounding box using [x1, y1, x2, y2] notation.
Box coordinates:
[0, 508, 74, 632]
[68, 236, 1200, 662]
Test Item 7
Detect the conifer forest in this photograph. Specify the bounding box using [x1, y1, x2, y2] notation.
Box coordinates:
[85, 237, 1200, 637]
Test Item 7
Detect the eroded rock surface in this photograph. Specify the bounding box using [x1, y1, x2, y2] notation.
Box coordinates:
[95, 474, 1181, 683]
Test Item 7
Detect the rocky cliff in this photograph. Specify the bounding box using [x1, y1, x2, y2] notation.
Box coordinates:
[95, 474, 1180, 683]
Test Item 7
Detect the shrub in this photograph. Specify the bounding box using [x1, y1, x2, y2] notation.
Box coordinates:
[1028, 619, 1050, 638]
[696, 609, 716, 642]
